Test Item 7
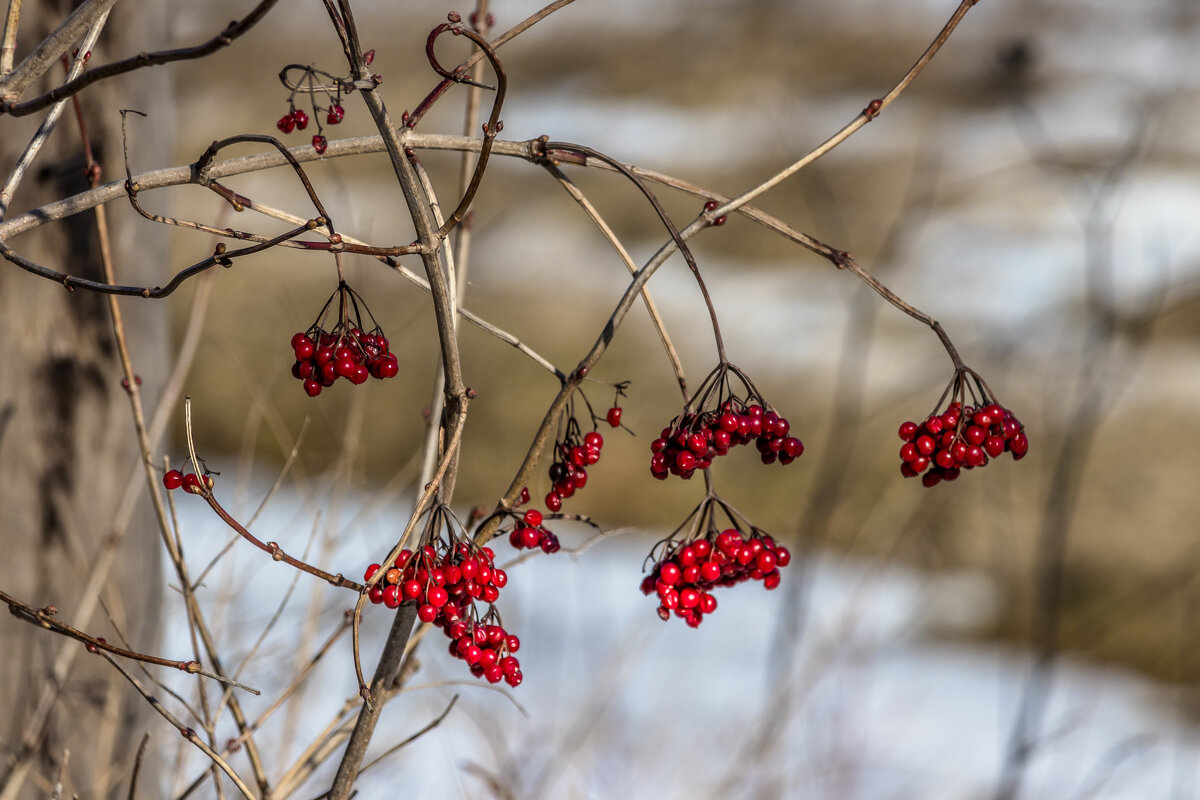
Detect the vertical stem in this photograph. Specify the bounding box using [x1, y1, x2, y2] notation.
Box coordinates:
[0, 0, 21, 78]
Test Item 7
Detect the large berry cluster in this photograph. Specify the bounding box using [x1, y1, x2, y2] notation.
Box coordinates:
[364, 541, 521, 686]
[640, 528, 791, 627]
[898, 369, 1029, 488]
[899, 400, 1028, 487]
[650, 401, 802, 480]
[290, 282, 398, 397]
[507, 509, 561, 554]
[650, 363, 801, 480]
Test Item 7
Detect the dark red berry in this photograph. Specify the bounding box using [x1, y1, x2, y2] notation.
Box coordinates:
[606, 406, 622, 427]
[163, 470, 184, 490]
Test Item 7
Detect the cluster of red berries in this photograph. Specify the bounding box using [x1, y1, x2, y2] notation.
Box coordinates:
[364, 542, 521, 686]
[275, 106, 338, 155]
[162, 468, 213, 494]
[640, 528, 791, 627]
[898, 400, 1028, 487]
[544, 424, 605, 513]
[290, 282, 398, 396]
[506, 509, 561, 554]
[650, 400, 802, 480]
[290, 328, 398, 396]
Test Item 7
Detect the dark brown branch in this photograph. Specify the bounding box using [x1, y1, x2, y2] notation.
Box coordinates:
[0, 0, 281, 117]
[0, 588, 259, 694]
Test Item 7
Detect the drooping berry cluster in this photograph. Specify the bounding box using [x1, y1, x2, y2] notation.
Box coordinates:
[898, 369, 1028, 487]
[275, 65, 349, 155]
[162, 467, 214, 495]
[364, 537, 522, 686]
[650, 363, 801, 480]
[290, 282, 399, 397]
[545, 426, 604, 513]
[541, 386, 629, 512]
[507, 509, 561, 554]
[640, 498, 790, 627]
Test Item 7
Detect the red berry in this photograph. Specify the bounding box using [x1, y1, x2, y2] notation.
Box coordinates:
[523, 509, 543, 527]
[545, 492, 562, 512]
[606, 406, 622, 427]
[303, 379, 321, 397]
[312, 134, 328, 154]
[276, 114, 295, 134]
[584, 431, 603, 450]
[291, 109, 309, 130]
[326, 104, 345, 125]
[417, 604, 437, 623]
[163, 470, 184, 490]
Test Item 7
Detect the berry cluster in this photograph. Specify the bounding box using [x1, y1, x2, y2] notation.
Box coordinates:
[162, 466, 213, 494]
[651, 401, 802, 479]
[545, 426, 604, 513]
[506, 509, 561, 554]
[641, 528, 791, 627]
[275, 65, 349, 155]
[364, 541, 521, 686]
[898, 369, 1028, 487]
[540, 385, 630, 512]
[650, 363, 801, 480]
[290, 282, 398, 397]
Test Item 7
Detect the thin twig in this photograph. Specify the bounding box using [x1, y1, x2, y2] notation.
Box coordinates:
[100, 652, 256, 800]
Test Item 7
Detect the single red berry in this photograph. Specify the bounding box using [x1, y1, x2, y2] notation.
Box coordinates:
[545, 492, 562, 512]
[303, 379, 321, 397]
[291, 109, 309, 130]
[312, 135, 328, 154]
[523, 509, 543, 527]
[584, 431, 604, 450]
[326, 104, 345, 125]
[606, 406, 622, 427]
[163, 470, 184, 490]
[417, 604, 437, 623]
[276, 114, 295, 134]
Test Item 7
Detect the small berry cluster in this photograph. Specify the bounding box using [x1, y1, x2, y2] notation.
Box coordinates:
[650, 363, 801, 480]
[541, 386, 629, 512]
[898, 369, 1028, 487]
[162, 466, 214, 494]
[290, 282, 398, 397]
[507, 509, 561, 554]
[545, 426, 604, 513]
[275, 65, 349, 155]
[641, 528, 791, 627]
[364, 541, 521, 686]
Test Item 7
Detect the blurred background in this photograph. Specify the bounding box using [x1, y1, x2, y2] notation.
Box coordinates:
[119, 0, 1200, 796]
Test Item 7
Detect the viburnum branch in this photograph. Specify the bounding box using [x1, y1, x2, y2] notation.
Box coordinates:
[0, 0, 280, 116]
[406, 0, 575, 130]
[0, 590, 258, 694]
[199, 493, 364, 592]
[0, 0, 113, 103]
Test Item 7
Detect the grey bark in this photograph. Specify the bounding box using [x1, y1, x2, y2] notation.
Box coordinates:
[0, 1, 170, 798]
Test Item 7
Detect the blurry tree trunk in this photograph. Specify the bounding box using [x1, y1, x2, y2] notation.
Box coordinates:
[0, 1, 171, 798]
